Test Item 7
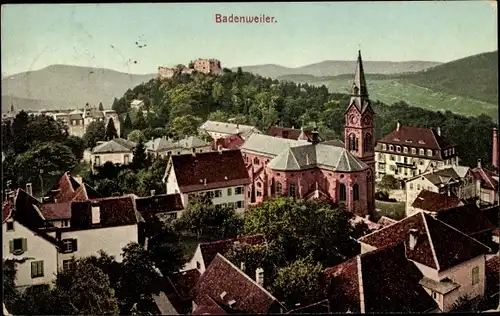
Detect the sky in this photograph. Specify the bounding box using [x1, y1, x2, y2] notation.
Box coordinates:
[1, 1, 497, 76]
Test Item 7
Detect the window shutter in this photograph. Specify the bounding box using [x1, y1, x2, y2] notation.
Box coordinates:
[72, 239, 78, 252]
[40, 261, 44, 276]
[31, 262, 36, 278]
[9, 240, 13, 254]
[22, 238, 28, 252]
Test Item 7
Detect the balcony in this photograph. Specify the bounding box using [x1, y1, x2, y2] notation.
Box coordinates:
[395, 161, 417, 168]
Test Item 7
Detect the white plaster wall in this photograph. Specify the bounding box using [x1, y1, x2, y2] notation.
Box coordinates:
[405, 177, 438, 217]
[181, 245, 206, 273]
[91, 152, 133, 166]
[3, 222, 58, 288]
[185, 185, 247, 214]
[359, 242, 377, 254]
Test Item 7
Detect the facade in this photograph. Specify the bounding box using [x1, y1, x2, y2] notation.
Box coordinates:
[358, 212, 491, 312]
[192, 58, 222, 74]
[471, 160, 499, 206]
[375, 124, 458, 182]
[91, 138, 137, 169]
[405, 165, 476, 217]
[198, 120, 262, 142]
[146, 136, 211, 158]
[162, 150, 251, 215]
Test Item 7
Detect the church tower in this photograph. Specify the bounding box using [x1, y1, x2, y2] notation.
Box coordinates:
[344, 50, 376, 216]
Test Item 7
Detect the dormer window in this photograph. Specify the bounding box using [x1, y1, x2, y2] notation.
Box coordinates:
[427, 150, 433, 157]
[403, 147, 408, 154]
[393, 138, 400, 142]
[389, 145, 394, 151]
[419, 149, 425, 155]
[382, 144, 387, 151]
[418, 140, 425, 145]
[411, 148, 416, 155]
[396, 146, 401, 153]
[405, 139, 413, 143]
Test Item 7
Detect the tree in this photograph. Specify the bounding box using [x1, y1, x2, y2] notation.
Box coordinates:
[99, 102, 104, 111]
[83, 120, 106, 149]
[127, 129, 146, 143]
[377, 174, 401, 192]
[133, 111, 148, 130]
[451, 294, 488, 312]
[3, 259, 19, 310]
[64, 135, 86, 161]
[94, 178, 122, 197]
[168, 114, 202, 140]
[105, 117, 118, 140]
[132, 140, 148, 170]
[123, 113, 133, 138]
[148, 222, 186, 275]
[207, 109, 229, 122]
[272, 259, 326, 308]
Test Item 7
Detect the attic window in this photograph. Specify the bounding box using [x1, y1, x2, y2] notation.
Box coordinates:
[393, 138, 400, 142]
[220, 291, 227, 299]
[228, 300, 236, 306]
[405, 139, 413, 143]
[418, 140, 425, 144]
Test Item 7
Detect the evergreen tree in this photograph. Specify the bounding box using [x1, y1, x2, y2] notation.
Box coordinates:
[133, 111, 147, 130]
[99, 102, 104, 111]
[105, 118, 118, 140]
[132, 140, 147, 170]
[123, 113, 133, 138]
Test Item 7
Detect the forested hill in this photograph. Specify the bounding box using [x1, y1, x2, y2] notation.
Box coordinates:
[396, 51, 498, 104]
[111, 68, 498, 169]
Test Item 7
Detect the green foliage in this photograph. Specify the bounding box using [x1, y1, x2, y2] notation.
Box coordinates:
[377, 174, 401, 192]
[105, 117, 118, 140]
[169, 114, 203, 140]
[99, 101, 104, 111]
[271, 258, 326, 308]
[133, 110, 148, 130]
[132, 140, 148, 170]
[83, 120, 106, 149]
[2, 259, 18, 310]
[127, 129, 146, 143]
[148, 222, 186, 276]
[451, 294, 488, 312]
[123, 112, 133, 137]
[63, 135, 86, 161]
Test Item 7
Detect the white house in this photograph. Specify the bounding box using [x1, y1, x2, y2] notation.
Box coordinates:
[146, 136, 211, 158]
[198, 120, 261, 141]
[91, 138, 137, 169]
[162, 150, 251, 215]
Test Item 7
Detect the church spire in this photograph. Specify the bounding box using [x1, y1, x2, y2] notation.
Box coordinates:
[352, 50, 368, 97]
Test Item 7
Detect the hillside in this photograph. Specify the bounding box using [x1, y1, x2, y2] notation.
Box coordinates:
[233, 60, 441, 78]
[1, 65, 156, 111]
[396, 51, 498, 104]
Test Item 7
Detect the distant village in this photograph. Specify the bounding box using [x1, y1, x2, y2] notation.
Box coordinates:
[2, 53, 499, 314]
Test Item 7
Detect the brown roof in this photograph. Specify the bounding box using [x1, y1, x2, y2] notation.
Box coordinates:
[191, 254, 285, 314]
[411, 190, 462, 213]
[266, 127, 317, 141]
[135, 193, 184, 220]
[359, 212, 491, 271]
[44, 171, 101, 203]
[472, 167, 499, 191]
[286, 300, 330, 314]
[486, 256, 500, 298]
[169, 150, 250, 193]
[377, 126, 454, 158]
[436, 204, 495, 236]
[324, 244, 436, 313]
[377, 216, 397, 227]
[192, 295, 228, 315]
[39, 202, 72, 220]
[167, 269, 201, 301]
[2, 198, 13, 223]
[213, 135, 245, 150]
[199, 235, 266, 268]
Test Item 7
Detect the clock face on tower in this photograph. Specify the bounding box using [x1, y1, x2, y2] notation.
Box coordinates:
[363, 116, 372, 126]
[349, 114, 358, 125]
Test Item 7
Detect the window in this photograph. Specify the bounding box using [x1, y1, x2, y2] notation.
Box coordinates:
[257, 182, 262, 188]
[396, 146, 401, 153]
[348, 134, 358, 151]
[340, 184, 347, 201]
[207, 191, 215, 198]
[389, 145, 394, 151]
[227, 202, 235, 209]
[353, 184, 359, 201]
[10, 238, 26, 255]
[72, 120, 76, 125]
[253, 157, 259, 165]
[378, 153, 384, 160]
[276, 182, 282, 196]
[192, 148, 196, 153]
[167, 151, 172, 156]
[390, 155, 395, 161]
[196, 261, 201, 270]
[417, 184, 421, 190]
[227, 188, 232, 196]
[94, 156, 101, 166]
[31, 261, 44, 278]
[403, 147, 408, 154]
[289, 184, 296, 198]
[235, 186, 244, 195]
[62, 260, 73, 272]
[427, 150, 433, 157]
[382, 144, 387, 150]
[6, 221, 14, 231]
[472, 266, 480, 285]
[236, 201, 243, 208]
[411, 148, 416, 154]
[124, 155, 130, 164]
[432, 291, 437, 299]
[257, 191, 262, 197]
[214, 190, 222, 198]
[410, 183, 414, 190]
[419, 149, 424, 156]
[364, 133, 372, 153]
[62, 239, 77, 253]
[404, 157, 408, 164]
[61, 220, 69, 227]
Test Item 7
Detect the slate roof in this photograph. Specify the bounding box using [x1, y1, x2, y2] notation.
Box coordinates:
[472, 167, 499, 191]
[359, 212, 491, 271]
[244, 133, 368, 172]
[135, 193, 184, 215]
[411, 190, 462, 213]
[378, 126, 455, 152]
[266, 126, 318, 141]
[191, 254, 285, 314]
[145, 137, 178, 152]
[435, 204, 495, 236]
[414, 166, 470, 187]
[199, 235, 266, 268]
[321, 139, 345, 148]
[92, 138, 136, 154]
[168, 150, 251, 192]
[199, 120, 260, 136]
[324, 243, 437, 313]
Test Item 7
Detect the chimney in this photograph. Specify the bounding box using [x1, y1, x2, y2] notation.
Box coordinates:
[437, 127, 441, 136]
[493, 128, 498, 172]
[91, 205, 101, 225]
[150, 189, 155, 196]
[203, 178, 207, 186]
[311, 130, 319, 145]
[408, 228, 418, 250]
[240, 261, 245, 271]
[396, 122, 401, 131]
[477, 159, 482, 169]
[256, 267, 264, 286]
[26, 183, 33, 196]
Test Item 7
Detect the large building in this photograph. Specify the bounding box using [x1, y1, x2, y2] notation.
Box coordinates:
[240, 51, 376, 217]
[375, 124, 458, 182]
[145, 136, 211, 158]
[90, 138, 137, 169]
[199, 120, 262, 142]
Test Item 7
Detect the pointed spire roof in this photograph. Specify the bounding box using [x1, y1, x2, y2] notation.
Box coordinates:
[348, 50, 371, 113]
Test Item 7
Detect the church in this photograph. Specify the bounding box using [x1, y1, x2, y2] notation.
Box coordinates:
[240, 51, 376, 217]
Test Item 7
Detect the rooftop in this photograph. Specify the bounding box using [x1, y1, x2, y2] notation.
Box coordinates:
[378, 126, 455, 152]
[411, 190, 462, 213]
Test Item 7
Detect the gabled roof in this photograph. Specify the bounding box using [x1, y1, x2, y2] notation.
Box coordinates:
[411, 190, 462, 213]
[472, 166, 498, 190]
[167, 269, 201, 301]
[44, 171, 102, 203]
[92, 138, 136, 154]
[377, 216, 397, 227]
[359, 212, 491, 271]
[422, 166, 468, 186]
[378, 126, 454, 152]
[134, 193, 184, 221]
[213, 135, 245, 150]
[175, 135, 209, 149]
[199, 235, 265, 268]
[324, 243, 437, 313]
[266, 126, 317, 141]
[191, 254, 285, 314]
[146, 137, 178, 152]
[192, 295, 228, 315]
[435, 204, 495, 236]
[168, 150, 251, 192]
[199, 120, 260, 136]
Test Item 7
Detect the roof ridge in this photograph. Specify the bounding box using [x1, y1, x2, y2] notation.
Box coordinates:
[288, 148, 300, 168]
[429, 128, 442, 149]
[421, 212, 440, 271]
[358, 215, 404, 242]
[479, 168, 496, 189]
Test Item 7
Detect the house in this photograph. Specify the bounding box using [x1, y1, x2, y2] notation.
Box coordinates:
[405, 165, 476, 216]
[162, 150, 251, 215]
[323, 243, 438, 313]
[198, 120, 261, 141]
[146, 136, 212, 158]
[134, 192, 184, 222]
[472, 159, 499, 206]
[80, 104, 121, 138]
[42, 171, 102, 203]
[52, 109, 87, 138]
[240, 51, 376, 218]
[183, 235, 265, 273]
[190, 253, 286, 314]
[485, 256, 499, 300]
[408, 189, 463, 217]
[375, 123, 459, 181]
[91, 138, 137, 168]
[212, 134, 245, 151]
[266, 126, 323, 142]
[358, 211, 491, 312]
[130, 99, 145, 109]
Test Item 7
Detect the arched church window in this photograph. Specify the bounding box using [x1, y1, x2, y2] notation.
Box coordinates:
[276, 182, 282, 196]
[364, 134, 372, 153]
[349, 134, 358, 151]
[289, 184, 296, 198]
[253, 157, 259, 165]
[340, 184, 347, 201]
[353, 184, 359, 201]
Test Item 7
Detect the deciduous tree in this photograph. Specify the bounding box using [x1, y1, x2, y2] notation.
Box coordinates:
[83, 120, 106, 149]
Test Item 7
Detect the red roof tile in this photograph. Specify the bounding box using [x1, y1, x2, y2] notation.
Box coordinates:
[168, 150, 250, 193]
[377, 216, 397, 227]
[135, 193, 184, 220]
[359, 212, 491, 271]
[486, 256, 500, 298]
[167, 268, 201, 301]
[192, 295, 228, 315]
[191, 254, 285, 314]
[213, 135, 245, 150]
[472, 167, 498, 191]
[411, 190, 462, 213]
[44, 171, 101, 203]
[266, 127, 316, 141]
[39, 202, 72, 220]
[199, 235, 265, 268]
[436, 204, 494, 236]
[2, 199, 13, 223]
[323, 257, 360, 313]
